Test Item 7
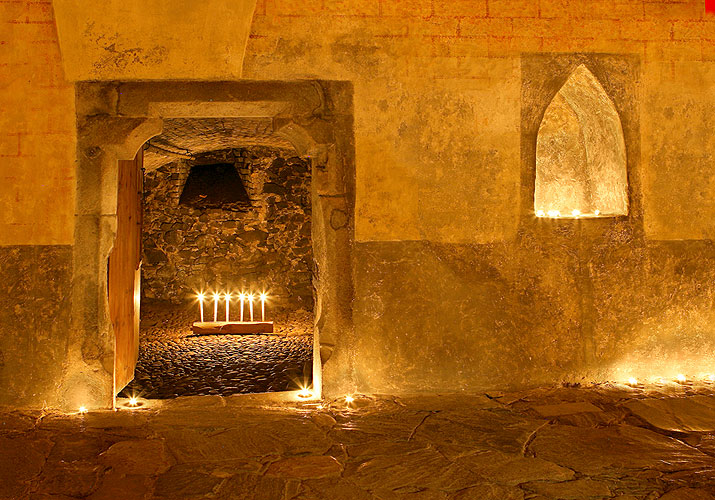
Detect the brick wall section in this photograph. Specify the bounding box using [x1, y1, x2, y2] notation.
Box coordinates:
[253, 0, 714, 61]
[0, 0, 75, 245]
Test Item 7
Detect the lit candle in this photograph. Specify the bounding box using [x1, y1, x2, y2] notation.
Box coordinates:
[197, 292, 205, 322]
[260, 292, 268, 321]
[239, 292, 245, 322]
[248, 293, 254, 321]
[225, 292, 231, 322]
[212, 292, 219, 322]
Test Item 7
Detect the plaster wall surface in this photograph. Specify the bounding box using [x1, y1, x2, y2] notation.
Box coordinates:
[1, 0, 715, 406]
[243, 0, 715, 244]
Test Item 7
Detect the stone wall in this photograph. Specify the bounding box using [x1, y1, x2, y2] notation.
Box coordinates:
[142, 147, 313, 311]
[2, 0, 715, 407]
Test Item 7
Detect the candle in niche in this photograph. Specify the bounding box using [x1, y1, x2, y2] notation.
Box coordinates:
[212, 292, 219, 322]
[260, 292, 268, 321]
[239, 292, 245, 322]
[225, 292, 231, 321]
[197, 293, 205, 322]
[248, 293, 254, 321]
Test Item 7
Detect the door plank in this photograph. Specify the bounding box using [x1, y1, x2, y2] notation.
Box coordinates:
[109, 149, 143, 394]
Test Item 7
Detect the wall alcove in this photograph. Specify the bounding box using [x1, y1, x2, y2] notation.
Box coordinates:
[534, 64, 628, 218]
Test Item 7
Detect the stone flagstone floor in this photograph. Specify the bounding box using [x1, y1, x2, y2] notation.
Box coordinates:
[3, 381, 715, 499]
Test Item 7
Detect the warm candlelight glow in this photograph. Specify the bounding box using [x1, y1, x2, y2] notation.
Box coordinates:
[572, 209, 581, 217]
[298, 387, 312, 398]
[247, 293, 254, 321]
[594, 209, 600, 216]
[676, 374, 687, 383]
[536, 209, 545, 217]
[197, 292, 205, 322]
[78, 406, 88, 414]
[627, 377, 638, 387]
[128, 396, 139, 407]
[260, 292, 268, 321]
[212, 292, 219, 322]
[547, 209, 560, 218]
[345, 395, 354, 403]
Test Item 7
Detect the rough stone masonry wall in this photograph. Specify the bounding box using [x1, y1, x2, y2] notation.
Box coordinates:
[142, 147, 313, 311]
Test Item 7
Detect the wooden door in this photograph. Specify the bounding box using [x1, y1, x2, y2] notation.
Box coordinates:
[109, 149, 143, 394]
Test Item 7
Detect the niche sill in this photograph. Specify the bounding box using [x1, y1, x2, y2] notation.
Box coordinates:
[535, 210, 621, 219]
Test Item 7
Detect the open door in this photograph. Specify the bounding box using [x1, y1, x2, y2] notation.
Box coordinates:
[109, 149, 143, 395]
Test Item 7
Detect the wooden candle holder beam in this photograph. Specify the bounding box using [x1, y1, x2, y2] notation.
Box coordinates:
[191, 321, 274, 335]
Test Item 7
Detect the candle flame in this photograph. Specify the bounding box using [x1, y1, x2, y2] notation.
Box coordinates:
[128, 396, 139, 407]
[535, 209, 545, 217]
[627, 377, 638, 386]
[676, 374, 687, 383]
[594, 209, 600, 216]
[345, 395, 354, 403]
[78, 406, 88, 414]
[212, 292, 220, 300]
[260, 292, 268, 301]
[247, 293, 254, 302]
[572, 209, 581, 217]
[197, 292, 205, 301]
[547, 209, 561, 218]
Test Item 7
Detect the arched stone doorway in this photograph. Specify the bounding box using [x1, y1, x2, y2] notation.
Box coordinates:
[65, 81, 355, 410]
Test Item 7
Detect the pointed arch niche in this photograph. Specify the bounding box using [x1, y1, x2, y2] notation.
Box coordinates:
[535, 65, 628, 218]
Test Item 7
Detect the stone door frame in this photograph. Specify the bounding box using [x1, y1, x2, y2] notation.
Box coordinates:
[67, 81, 355, 409]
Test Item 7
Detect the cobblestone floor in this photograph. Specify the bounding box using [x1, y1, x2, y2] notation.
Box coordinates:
[119, 302, 313, 399]
[3, 382, 715, 499]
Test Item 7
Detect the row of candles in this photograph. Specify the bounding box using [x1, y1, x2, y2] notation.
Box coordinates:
[196, 291, 269, 322]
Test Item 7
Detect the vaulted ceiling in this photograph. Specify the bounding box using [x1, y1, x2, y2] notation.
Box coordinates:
[144, 118, 296, 171]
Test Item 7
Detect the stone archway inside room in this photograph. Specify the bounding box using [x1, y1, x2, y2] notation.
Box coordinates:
[67, 81, 355, 409]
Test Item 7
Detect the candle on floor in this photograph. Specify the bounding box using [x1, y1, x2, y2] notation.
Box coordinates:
[260, 292, 268, 321]
[248, 293, 254, 321]
[239, 292, 245, 322]
[225, 292, 231, 321]
[212, 292, 219, 322]
[197, 292, 205, 322]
